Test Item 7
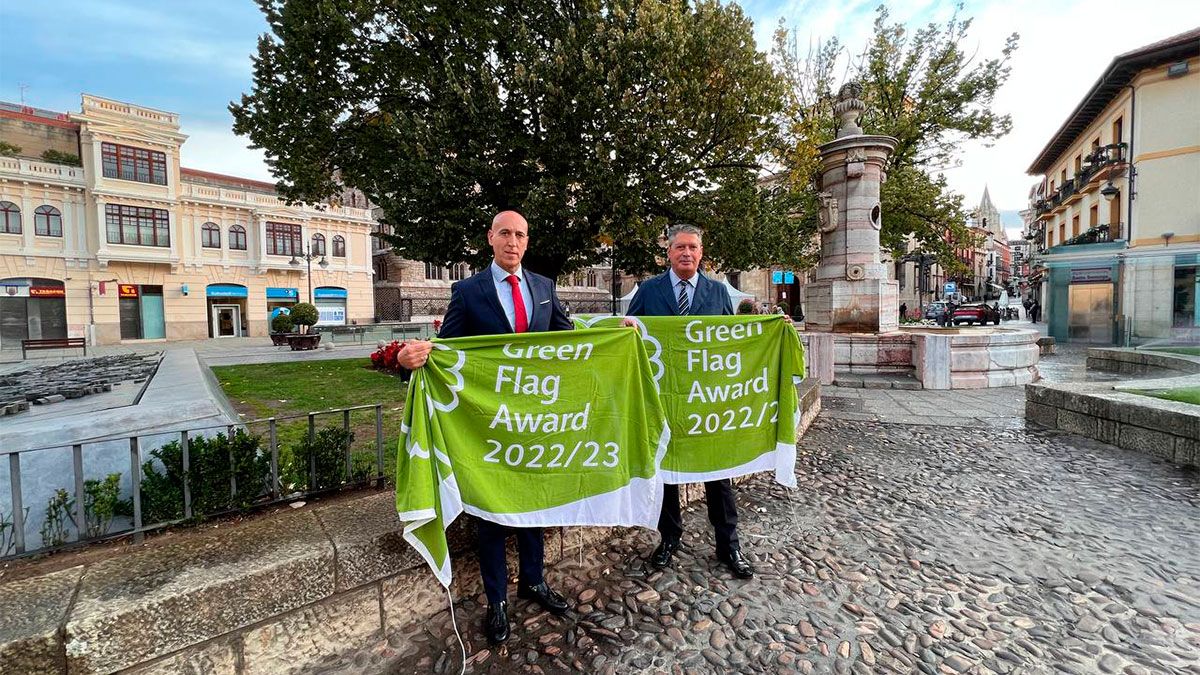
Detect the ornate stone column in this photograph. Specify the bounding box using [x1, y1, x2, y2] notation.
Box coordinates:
[804, 83, 900, 334]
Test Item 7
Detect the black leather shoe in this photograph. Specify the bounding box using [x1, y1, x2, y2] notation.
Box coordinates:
[485, 601, 509, 644]
[650, 539, 679, 569]
[517, 582, 570, 615]
[718, 548, 755, 579]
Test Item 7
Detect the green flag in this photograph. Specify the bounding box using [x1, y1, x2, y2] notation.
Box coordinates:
[588, 315, 805, 486]
[396, 328, 669, 587]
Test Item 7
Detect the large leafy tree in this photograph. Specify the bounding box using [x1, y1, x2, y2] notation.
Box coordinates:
[772, 6, 1018, 267]
[231, 0, 783, 279]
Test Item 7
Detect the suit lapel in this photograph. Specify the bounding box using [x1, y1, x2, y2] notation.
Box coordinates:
[659, 273, 680, 315]
[692, 274, 709, 313]
[478, 271, 511, 331]
[526, 274, 544, 328]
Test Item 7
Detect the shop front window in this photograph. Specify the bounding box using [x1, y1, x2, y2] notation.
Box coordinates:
[1174, 265, 1198, 328]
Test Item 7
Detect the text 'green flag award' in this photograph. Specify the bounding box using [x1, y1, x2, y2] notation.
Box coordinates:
[396, 328, 669, 587]
[588, 315, 805, 486]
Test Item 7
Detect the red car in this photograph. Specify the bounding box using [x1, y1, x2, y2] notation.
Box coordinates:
[951, 303, 1001, 326]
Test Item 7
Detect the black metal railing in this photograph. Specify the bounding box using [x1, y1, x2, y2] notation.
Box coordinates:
[1035, 143, 1127, 216]
[1059, 224, 1121, 247]
[2, 404, 390, 561]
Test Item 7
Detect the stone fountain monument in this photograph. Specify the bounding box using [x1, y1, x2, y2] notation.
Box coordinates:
[800, 83, 1041, 389]
[804, 83, 900, 334]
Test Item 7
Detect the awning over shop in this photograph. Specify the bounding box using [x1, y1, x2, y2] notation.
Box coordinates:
[266, 287, 299, 300]
[206, 284, 248, 298]
[314, 287, 347, 299]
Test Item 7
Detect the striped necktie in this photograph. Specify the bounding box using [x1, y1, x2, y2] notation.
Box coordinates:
[677, 279, 690, 315]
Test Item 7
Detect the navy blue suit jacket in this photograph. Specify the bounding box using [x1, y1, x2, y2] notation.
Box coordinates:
[438, 267, 573, 339]
[627, 271, 733, 318]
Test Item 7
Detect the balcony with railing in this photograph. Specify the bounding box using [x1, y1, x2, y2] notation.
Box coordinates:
[1046, 224, 1124, 253]
[179, 183, 374, 222]
[1034, 143, 1128, 217]
[0, 156, 87, 185]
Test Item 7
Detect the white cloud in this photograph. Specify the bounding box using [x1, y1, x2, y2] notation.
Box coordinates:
[179, 122, 274, 183]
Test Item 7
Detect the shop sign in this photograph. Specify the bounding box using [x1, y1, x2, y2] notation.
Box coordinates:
[119, 284, 139, 298]
[771, 271, 783, 284]
[2, 284, 30, 297]
[1071, 268, 1111, 284]
[29, 286, 65, 297]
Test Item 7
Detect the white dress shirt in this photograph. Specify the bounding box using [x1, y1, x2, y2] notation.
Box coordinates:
[490, 261, 534, 330]
[668, 268, 698, 313]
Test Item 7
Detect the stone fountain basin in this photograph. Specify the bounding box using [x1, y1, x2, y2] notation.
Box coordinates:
[800, 326, 1041, 389]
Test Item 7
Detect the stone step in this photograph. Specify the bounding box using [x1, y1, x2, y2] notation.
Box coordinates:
[832, 373, 923, 390]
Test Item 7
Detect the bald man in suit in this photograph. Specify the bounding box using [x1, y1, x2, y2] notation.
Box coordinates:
[396, 211, 573, 644]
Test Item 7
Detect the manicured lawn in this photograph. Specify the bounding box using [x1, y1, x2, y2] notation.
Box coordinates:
[211, 358, 408, 480]
[1135, 387, 1200, 406]
[1148, 346, 1200, 356]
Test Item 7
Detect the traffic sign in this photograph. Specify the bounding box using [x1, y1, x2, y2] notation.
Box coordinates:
[943, 282, 957, 296]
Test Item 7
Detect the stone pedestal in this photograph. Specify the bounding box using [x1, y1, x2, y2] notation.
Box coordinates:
[805, 278, 899, 334]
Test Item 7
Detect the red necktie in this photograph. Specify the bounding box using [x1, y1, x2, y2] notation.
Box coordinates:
[506, 274, 529, 333]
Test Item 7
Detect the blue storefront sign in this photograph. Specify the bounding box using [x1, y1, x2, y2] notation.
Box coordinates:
[206, 284, 248, 298]
[784, 271, 795, 284]
[266, 287, 299, 300]
[314, 287, 348, 300]
[771, 271, 783, 284]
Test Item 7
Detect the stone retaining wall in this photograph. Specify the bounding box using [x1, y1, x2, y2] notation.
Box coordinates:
[0, 380, 820, 675]
[1025, 349, 1199, 468]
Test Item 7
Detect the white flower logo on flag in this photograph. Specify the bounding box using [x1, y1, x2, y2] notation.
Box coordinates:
[424, 343, 466, 415]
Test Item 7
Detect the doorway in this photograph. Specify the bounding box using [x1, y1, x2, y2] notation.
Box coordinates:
[1067, 284, 1113, 344]
[212, 304, 242, 338]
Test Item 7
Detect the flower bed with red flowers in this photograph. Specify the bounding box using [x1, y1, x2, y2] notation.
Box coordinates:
[369, 340, 408, 374]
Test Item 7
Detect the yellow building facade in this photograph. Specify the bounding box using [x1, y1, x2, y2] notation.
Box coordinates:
[0, 96, 376, 350]
[1026, 29, 1199, 344]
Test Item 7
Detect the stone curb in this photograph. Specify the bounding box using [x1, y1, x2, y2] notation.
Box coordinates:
[1025, 348, 1200, 467]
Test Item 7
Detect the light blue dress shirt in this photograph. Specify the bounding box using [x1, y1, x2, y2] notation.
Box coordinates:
[668, 268, 698, 314]
[490, 261, 533, 330]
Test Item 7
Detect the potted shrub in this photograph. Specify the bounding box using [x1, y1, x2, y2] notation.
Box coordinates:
[286, 303, 321, 350]
[270, 313, 294, 346]
[736, 299, 756, 315]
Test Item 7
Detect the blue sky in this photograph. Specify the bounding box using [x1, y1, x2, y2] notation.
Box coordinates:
[3, 0, 1198, 233]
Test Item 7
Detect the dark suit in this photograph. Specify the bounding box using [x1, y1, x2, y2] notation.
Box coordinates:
[627, 271, 741, 556]
[438, 266, 573, 604]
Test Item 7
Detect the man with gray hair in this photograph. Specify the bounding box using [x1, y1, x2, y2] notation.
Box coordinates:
[626, 224, 754, 579]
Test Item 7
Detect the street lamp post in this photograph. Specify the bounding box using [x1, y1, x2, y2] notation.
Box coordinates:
[289, 244, 328, 303]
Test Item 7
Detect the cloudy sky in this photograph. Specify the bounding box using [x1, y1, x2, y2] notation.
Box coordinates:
[3, 0, 1197, 234]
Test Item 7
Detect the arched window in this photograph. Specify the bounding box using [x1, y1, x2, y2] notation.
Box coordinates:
[332, 235, 346, 257]
[229, 224, 247, 250]
[201, 222, 221, 248]
[586, 270, 597, 287]
[449, 263, 471, 281]
[0, 201, 21, 234]
[34, 205, 62, 237]
[425, 262, 444, 280]
[311, 233, 326, 256]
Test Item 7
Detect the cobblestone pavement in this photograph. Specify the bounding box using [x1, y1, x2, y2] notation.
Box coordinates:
[377, 416, 1200, 675]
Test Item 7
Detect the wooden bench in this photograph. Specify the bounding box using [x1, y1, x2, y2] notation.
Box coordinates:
[21, 337, 87, 359]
